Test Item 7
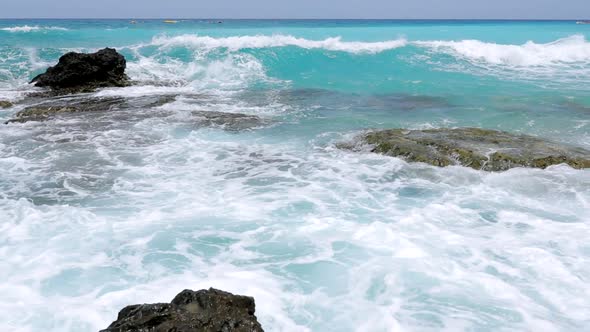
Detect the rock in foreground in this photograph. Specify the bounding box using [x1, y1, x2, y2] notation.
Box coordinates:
[101, 288, 264, 332]
[31, 48, 128, 93]
[343, 128, 590, 171]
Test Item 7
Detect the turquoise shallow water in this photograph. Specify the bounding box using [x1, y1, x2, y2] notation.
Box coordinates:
[0, 20, 589, 331]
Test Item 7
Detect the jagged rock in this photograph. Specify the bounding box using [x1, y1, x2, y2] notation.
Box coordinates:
[192, 111, 268, 131]
[341, 128, 590, 171]
[100, 288, 264, 332]
[0, 100, 13, 109]
[31, 48, 128, 93]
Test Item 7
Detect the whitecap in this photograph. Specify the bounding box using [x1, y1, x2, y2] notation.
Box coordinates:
[415, 34, 590, 67]
[149, 34, 407, 54]
[1, 25, 69, 33]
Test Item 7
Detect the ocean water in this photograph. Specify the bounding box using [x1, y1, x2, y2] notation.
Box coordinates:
[0, 19, 589, 331]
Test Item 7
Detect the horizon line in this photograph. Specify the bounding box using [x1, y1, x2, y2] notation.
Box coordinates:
[0, 18, 589, 21]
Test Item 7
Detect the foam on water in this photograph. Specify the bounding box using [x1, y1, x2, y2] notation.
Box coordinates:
[150, 34, 408, 54]
[416, 35, 590, 66]
[146, 33, 590, 67]
[413, 35, 590, 86]
[1, 20, 590, 332]
[124, 52, 279, 92]
[1, 100, 590, 331]
[123, 34, 590, 89]
[0, 25, 69, 33]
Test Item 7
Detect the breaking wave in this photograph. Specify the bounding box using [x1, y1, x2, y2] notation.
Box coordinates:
[0, 25, 69, 33]
[416, 35, 590, 66]
[147, 34, 590, 67]
[150, 34, 408, 54]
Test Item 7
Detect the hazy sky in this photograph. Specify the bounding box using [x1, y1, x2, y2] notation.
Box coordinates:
[1, 0, 588, 19]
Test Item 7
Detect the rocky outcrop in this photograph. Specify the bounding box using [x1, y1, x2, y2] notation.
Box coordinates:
[100, 288, 264, 332]
[341, 128, 590, 171]
[0, 100, 13, 109]
[31, 48, 128, 93]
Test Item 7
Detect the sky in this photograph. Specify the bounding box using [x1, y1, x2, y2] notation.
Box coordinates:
[0, 0, 588, 19]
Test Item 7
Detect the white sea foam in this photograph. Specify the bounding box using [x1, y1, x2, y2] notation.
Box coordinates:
[134, 34, 590, 87]
[146, 34, 590, 66]
[1, 112, 589, 331]
[416, 35, 590, 66]
[0, 48, 46, 103]
[118, 52, 281, 95]
[0, 25, 69, 32]
[2, 29, 590, 332]
[150, 34, 408, 54]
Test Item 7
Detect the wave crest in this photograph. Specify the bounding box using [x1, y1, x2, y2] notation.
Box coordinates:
[1, 25, 69, 33]
[123, 52, 276, 93]
[146, 34, 590, 66]
[416, 35, 590, 66]
[150, 34, 408, 54]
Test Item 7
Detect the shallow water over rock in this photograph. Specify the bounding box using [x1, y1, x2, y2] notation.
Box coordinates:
[342, 128, 590, 171]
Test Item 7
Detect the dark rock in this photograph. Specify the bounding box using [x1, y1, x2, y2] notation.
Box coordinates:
[0, 100, 13, 109]
[341, 128, 590, 171]
[100, 288, 264, 332]
[192, 111, 268, 131]
[31, 48, 129, 93]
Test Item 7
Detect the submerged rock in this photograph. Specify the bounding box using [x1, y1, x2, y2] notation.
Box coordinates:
[100, 288, 264, 332]
[192, 111, 268, 131]
[6, 106, 80, 123]
[342, 128, 590, 171]
[4, 96, 268, 131]
[5, 95, 175, 124]
[0, 100, 13, 109]
[31, 48, 129, 93]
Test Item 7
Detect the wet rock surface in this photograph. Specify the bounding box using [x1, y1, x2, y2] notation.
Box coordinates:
[5, 95, 176, 124]
[191, 111, 268, 131]
[5, 94, 269, 131]
[7, 105, 81, 123]
[100, 288, 264, 332]
[31, 48, 129, 93]
[0, 100, 13, 109]
[342, 128, 590, 171]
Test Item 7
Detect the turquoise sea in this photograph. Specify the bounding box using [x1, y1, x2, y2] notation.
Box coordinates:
[1, 19, 589, 331]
